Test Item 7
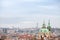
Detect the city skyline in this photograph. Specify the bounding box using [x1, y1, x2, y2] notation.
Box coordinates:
[0, 0, 60, 28]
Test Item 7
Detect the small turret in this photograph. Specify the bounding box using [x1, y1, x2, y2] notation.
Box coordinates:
[42, 20, 46, 28]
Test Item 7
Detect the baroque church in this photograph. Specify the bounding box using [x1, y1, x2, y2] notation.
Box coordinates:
[37, 20, 52, 40]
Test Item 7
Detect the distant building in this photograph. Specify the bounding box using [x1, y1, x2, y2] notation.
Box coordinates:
[37, 20, 53, 40]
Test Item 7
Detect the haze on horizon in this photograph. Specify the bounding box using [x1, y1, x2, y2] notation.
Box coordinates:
[0, 0, 60, 28]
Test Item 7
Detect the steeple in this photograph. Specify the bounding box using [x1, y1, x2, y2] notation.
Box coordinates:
[36, 22, 38, 28]
[48, 20, 50, 26]
[47, 20, 51, 31]
[42, 20, 46, 28]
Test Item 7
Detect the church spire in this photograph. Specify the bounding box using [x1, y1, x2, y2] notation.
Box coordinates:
[48, 20, 50, 26]
[47, 20, 51, 31]
[36, 22, 38, 28]
[42, 20, 46, 28]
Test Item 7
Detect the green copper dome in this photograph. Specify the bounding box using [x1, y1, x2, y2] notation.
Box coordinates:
[39, 28, 49, 33]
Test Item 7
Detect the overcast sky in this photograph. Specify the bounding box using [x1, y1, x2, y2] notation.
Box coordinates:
[0, 0, 60, 28]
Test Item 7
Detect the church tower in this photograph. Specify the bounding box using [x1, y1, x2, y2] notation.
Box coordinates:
[47, 20, 51, 31]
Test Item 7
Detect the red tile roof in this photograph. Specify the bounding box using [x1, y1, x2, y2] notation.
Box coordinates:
[19, 34, 34, 39]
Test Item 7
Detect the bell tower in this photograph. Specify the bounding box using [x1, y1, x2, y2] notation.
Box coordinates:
[47, 20, 51, 31]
